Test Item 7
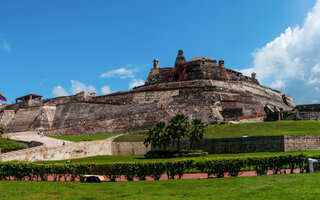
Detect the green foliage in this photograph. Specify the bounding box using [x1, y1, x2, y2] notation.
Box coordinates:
[189, 118, 206, 149]
[167, 114, 190, 151]
[0, 124, 5, 135]
[144, 122, 170, 151]
[144, 114, 206, 153]
[0, 154, 308, 181]
[0, 137, 26, 153]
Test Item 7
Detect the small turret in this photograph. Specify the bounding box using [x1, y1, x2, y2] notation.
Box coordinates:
[251, 72, 256, 79]
[219, 59, 224, 68]
[153, 58, 159, 69]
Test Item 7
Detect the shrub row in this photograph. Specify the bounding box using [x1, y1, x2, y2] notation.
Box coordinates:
[145, 150, 208, 158]
[0, 154, 307, 181]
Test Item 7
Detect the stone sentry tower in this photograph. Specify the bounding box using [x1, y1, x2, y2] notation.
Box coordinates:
[162, 50, 187, 82]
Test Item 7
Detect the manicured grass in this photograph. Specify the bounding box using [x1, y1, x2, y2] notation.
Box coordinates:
[115, 121, 320, 142]
[1, 173, 320, 199]
[0, 137, 26, 153]
[206, 121, 320, 139]
[48, 134, 119, 142]
[39, 149, 320, 164]
[113, 134, 145, 142]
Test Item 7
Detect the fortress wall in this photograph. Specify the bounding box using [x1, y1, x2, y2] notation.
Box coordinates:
[52, 102, 159, 129]
[6, 107, 42, 131]
[0, 110, 15, 126]
[47, 105, 222, 136]
[145, 68, 173, 85]
[91, 92, 134, 105]
[31, 106, 56, 130]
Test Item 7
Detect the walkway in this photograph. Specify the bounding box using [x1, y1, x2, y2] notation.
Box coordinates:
[3, 131, 73, 147]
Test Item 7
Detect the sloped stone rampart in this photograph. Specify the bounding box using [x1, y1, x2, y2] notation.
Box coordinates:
[0, 136, 118, 162]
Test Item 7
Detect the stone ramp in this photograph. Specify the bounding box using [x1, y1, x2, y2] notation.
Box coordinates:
[3, 131, 73, 148]
[0, 132, 121, 162]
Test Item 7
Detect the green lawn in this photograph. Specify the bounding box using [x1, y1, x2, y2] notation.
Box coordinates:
[113, 134, 145, 142]
[0, 173, 320, 199]
[206, 121, 320, 138]
[48, 134, 120, 142]
[114, 121, 320, 142]
[39, 149, 320, 164]
[0, 137, 26, 153]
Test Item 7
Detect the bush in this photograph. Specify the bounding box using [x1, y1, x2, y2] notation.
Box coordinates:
[0, 154, 308, 181]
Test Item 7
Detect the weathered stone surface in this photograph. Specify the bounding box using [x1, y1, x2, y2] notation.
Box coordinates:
[0, 51, 295, 135]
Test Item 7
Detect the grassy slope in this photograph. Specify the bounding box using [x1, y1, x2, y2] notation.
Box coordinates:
[39, 149, 320, 164]
[206, 121, 320, 138]
[0, 173, 319, 200]
[48, 134, 119, 142]
[114, 121, 320, 142]
[0, 137, 26, 153]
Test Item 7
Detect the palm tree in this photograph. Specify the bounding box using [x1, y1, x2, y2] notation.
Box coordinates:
[188, 118, 206, 149]
[167, 114, 190, 152]
[144, 122, 169, 150]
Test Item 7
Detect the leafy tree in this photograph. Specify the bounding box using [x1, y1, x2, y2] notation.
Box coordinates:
[188, 118, 206, 149]
[167, 114, 190, 152]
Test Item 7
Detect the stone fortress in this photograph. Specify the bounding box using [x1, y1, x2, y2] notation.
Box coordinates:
[0, 50, 296, 136]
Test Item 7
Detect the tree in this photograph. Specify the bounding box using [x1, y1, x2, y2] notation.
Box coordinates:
[144, 122, 169, 150]
[0, 124, 5, 138]
[188, 118, 206, 149]
[167, 114, 190, 152]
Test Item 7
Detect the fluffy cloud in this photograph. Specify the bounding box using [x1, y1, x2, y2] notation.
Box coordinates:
[100, 68, 135, 79]
[52, 86, 69, 97]
[101, 86, 112, 95]
[100, 64, 150, 79]
[52, 80, 98, 97]
[241, 0, 320, 104]
[129, 79, 144, 89]
[70, 80, 97, 94]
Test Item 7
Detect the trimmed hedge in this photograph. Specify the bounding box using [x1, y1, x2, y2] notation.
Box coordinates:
[0, 154, 308, 181]
[145, 150, 208, 158]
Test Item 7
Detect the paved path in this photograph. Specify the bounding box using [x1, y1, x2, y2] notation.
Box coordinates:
[3, 131, 73, 147]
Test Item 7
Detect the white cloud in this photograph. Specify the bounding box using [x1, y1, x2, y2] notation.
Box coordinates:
[1, 41, 10, 52]
[270, 79, 285, 89]
[100, 68, 135, 79]
[129, 79, 144, 89]
[101, 86, 111, 95]
[241, 0, 320, 104]
[52, 80, 98, 97]
[52, 86, 69, 97]
[3, 42, 10, 52]
[100, 64, 151, 79]
[70, 80, 97, 94]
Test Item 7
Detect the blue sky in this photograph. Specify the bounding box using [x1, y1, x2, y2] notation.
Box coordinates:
[0, 0, 318, 104]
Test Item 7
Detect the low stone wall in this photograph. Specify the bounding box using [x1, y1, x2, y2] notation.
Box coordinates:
[285, 135, 320, 151]
[0, 139, 113, 162]
[111, 142, 150, 155]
